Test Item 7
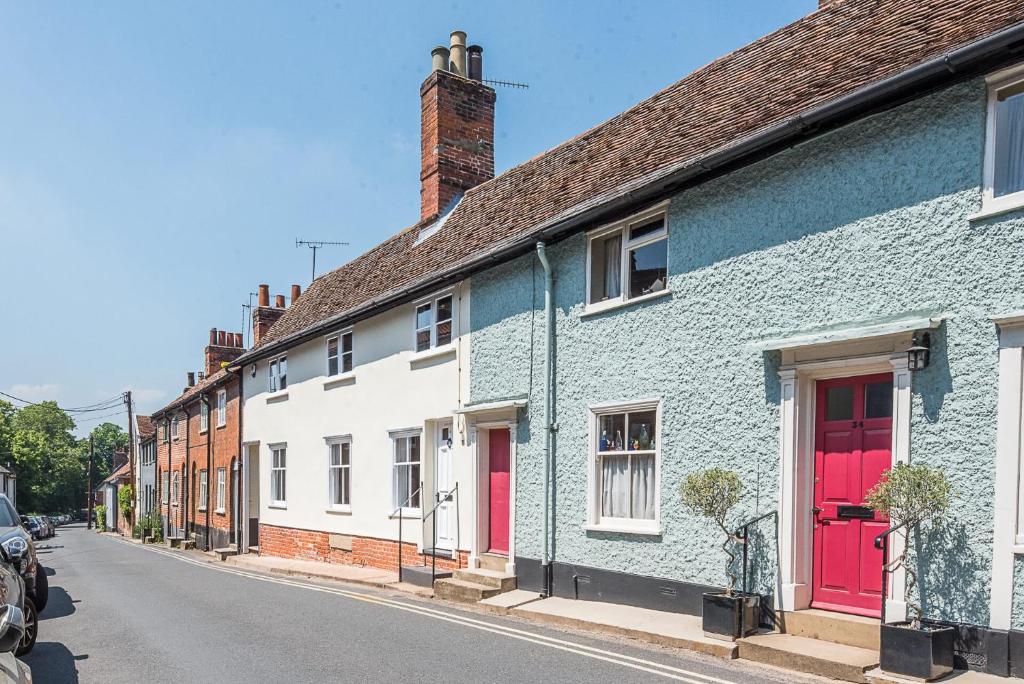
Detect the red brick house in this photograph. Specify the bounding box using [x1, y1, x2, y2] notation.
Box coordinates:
[152, 329, 245, 550]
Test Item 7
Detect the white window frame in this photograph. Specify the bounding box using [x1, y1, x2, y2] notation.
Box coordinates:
[216, 467, 226, 513]
[171, 472, 180, 507]
[270, 444, 287, 506]
[584, 205, 670, 314]
[171, 415, 180, 441]
[585, 399, 662, 535]
[268, 355, 288, 393]
[980, 64, 1024, 219]
[200, 401, 209, 433]
[216, 389, 227, 428]
[198, 469, 208, 511]
[162, 471, 169, 504]
[326, 330, 354, 377]
[326, 436, 352, 512]
[412, 291, 455, 353]
[391, 429, 422, 514]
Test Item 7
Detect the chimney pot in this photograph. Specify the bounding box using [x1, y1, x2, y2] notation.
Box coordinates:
[187, 372, 196, 387]
[467, 45, 483, 81]
[210, 328, 218, 345]
[449, 31, 467, 76]
[274, 294, 285, 309]
[258, 284, 270, 307]
[291, 284, 301, 304]
[431, 46, 450, 73]
[218, 330, 227, 346]
[234, 332, 243, 348]
[198, 371, 205, 382]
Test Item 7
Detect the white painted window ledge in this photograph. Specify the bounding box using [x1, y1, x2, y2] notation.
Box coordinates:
[265, 390, 289, 403]
[268, 503, 287, 510]
[326, 505, 352, 515]
[323, 372, 356, 390]
[968, 196, 1024, 222]
[214, 508, 225, 515]
[581, 289, 671, 318]
[583, 522, 663, 536]
[409, 344, 456, 364]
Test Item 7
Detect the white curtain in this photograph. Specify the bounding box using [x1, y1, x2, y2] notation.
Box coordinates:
[603, 235, 621, 299]
[601, 456, 629, 518]
[631, 454, 656, 520]
[1000, 94, 1024, 196]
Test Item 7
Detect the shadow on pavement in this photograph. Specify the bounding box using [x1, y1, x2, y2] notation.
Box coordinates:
[40, 587, 77, 621]
[44, 567, 55, 577]
[23, 642, 84, 683]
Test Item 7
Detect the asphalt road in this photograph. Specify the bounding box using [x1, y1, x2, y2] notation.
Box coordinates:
[22, 524, 816, 683]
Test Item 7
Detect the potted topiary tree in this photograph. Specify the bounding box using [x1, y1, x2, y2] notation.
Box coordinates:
[680, 468, 758, 640]
[866, 462, 953, 681]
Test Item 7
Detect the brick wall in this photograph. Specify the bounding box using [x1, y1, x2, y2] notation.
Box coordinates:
[259, 522, 470, 573]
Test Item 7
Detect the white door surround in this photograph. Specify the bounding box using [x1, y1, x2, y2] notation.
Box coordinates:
[775, 331, 918, 622]
[460, 414, 519, 575]
[433, 420, 456, 551]
[241, 441, 260, 552]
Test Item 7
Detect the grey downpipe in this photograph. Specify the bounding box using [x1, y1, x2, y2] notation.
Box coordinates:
[535, 242, 554, 597]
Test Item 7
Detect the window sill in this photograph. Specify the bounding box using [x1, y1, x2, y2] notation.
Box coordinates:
[268, 502, 287, 510]
[266, 390, 289, 404]
[584, 521, 662, 536]
[326, 505, 352, 515]
[968, 194, 1024, 222]
[197, 506, 207, 512]
[323, 372, 356, 390]
[199, 429, 208, 435]
[581, 289, 671, 318]
[214, 508, 226, 515]
[409, 344, 456, 365]
[216, 423, 226, 430]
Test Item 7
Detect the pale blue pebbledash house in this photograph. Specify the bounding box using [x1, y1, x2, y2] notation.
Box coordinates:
[459, 0, 1024, 677]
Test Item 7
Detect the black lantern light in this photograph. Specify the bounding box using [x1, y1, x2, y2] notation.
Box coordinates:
[907, 332, 931, 372]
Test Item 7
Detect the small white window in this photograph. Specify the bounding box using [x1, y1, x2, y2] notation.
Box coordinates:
[198, 470, 208, 511]
[327, 438, 351, 509]
[983, 67, 1024, 216]
[216, 468, 226, 512]
[587, 210, 668, 310]
[589, 401, 661, 534]
[162, 471, 169, 504]
[268, 356, 287, 393]
[414, 294, 453, 352]
[271, 445, 287, 504]
[171, 416, 180, 441]
[392, 432, 421, 510]
[216, 389, 227, 427]
[200, 401, 209, 433]
[327, 331, 353, 376]
[171, 472, 180, 506]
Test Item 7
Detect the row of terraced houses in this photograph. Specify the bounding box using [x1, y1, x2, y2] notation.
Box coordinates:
[126, 0, 1024, 678]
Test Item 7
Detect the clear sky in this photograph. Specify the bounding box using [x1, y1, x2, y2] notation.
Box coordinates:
[0, 0, 813, 434]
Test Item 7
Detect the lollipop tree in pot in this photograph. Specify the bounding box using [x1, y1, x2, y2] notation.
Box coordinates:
[680, 468, 758, 640]
[866, 462, 953, 681]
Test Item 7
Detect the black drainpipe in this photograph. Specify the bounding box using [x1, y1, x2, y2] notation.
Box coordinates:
[165, 417, 171, 539]
[204, 393, 212, 551]
[183, 406, 191, 541]
[227, 366, 243, 551]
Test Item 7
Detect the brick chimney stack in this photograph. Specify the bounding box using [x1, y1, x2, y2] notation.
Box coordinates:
[252, 283, 293, 347]
[205, 326, 245, 376]
[420, 30, 496, 222]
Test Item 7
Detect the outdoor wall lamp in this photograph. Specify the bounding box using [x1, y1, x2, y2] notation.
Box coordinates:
[907, 332, 931, 372]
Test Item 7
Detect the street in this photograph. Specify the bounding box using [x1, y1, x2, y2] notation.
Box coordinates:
[22, 524, 812, 684]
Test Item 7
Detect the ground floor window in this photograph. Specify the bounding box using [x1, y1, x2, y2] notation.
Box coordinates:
[589, 401, 660, 532]
[327, 438, 351, 509]
[271, 445, 286, 504]
[216, 468, 226, 513]
[198, 470, 208, 511]
[171, 472, 180, 507]
[392, 432, 421, 510]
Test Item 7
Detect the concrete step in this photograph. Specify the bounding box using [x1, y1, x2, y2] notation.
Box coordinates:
[782, 609, 880, 650]
[453, 568, 516, 592]
[213, 546, 238, 561]
[400, 565, 452, 588]
[247, 545, 259, 554]
[434, 578, 501, 604]
[477, 553, 508, 572]
[738, 632, 879, 683]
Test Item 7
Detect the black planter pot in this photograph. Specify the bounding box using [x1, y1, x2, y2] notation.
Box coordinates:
[880, 622, 955, 681]
[702, 592, 760, 640]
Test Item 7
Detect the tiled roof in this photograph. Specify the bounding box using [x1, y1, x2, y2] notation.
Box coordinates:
[136, 415, 155, 440]
[101, 461, 132, 485]
[151, 370, 230, 419]
[254, 0, 1024, 349]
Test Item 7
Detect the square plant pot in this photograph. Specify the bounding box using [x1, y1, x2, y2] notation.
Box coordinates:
[880, 622, 955, 681]
[702, 592, 760, 641]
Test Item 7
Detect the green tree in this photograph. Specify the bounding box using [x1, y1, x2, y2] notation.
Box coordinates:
[680, 468, 744, 595]
[89, 422, 128, 480]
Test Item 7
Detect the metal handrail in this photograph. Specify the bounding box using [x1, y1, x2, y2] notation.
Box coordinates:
[390, 486, 421, 584]
[874, 520, 910, 625]
[420, 483, 458, 585]
[734, 510, 780, 635]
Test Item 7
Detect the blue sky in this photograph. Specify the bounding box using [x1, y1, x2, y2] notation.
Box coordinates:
[0, 0, 813, 433]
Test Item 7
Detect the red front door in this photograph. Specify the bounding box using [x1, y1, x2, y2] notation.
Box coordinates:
[811, 373, 893, 617]
[487, 428, 511, 555]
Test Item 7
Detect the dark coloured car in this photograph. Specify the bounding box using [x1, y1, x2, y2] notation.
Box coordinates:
[0, 498, 48, 623]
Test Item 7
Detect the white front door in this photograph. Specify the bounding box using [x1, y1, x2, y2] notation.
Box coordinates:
[434, 421, 455, 551]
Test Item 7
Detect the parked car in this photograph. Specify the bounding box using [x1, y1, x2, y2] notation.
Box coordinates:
[0, 502, 37, 660]
[0, 499, 48, 622]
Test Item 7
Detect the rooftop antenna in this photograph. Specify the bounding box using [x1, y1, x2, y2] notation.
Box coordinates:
[481, 78, 529, 90]
[295, 238, 349, 282]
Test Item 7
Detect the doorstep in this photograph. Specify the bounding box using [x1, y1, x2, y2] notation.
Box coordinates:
[867, 668, 1024, 684]
[478, 589, 544, 615]
[511, 596, 737, 658]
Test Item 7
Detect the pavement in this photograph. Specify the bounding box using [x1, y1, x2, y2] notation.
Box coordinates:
[23, 523, 827, 683]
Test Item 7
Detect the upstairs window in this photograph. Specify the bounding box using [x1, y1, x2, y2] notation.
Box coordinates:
[268, 355, 287, 393]
[327, 331, 353, 376]
[200, 401, 209, 433]
[216, 389, 227, 427]
[171, 416, 180, 441]
[984, 67, 1024, 215]
[587, 211, 668, 310]
[414, 294, 453, 352]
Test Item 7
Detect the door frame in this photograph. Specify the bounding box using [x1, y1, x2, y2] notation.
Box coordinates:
[432, 419, 456, 551]
[468, 420, 517, 575]
[777, 352, 912, 622]
[241, 441, 259, 552]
